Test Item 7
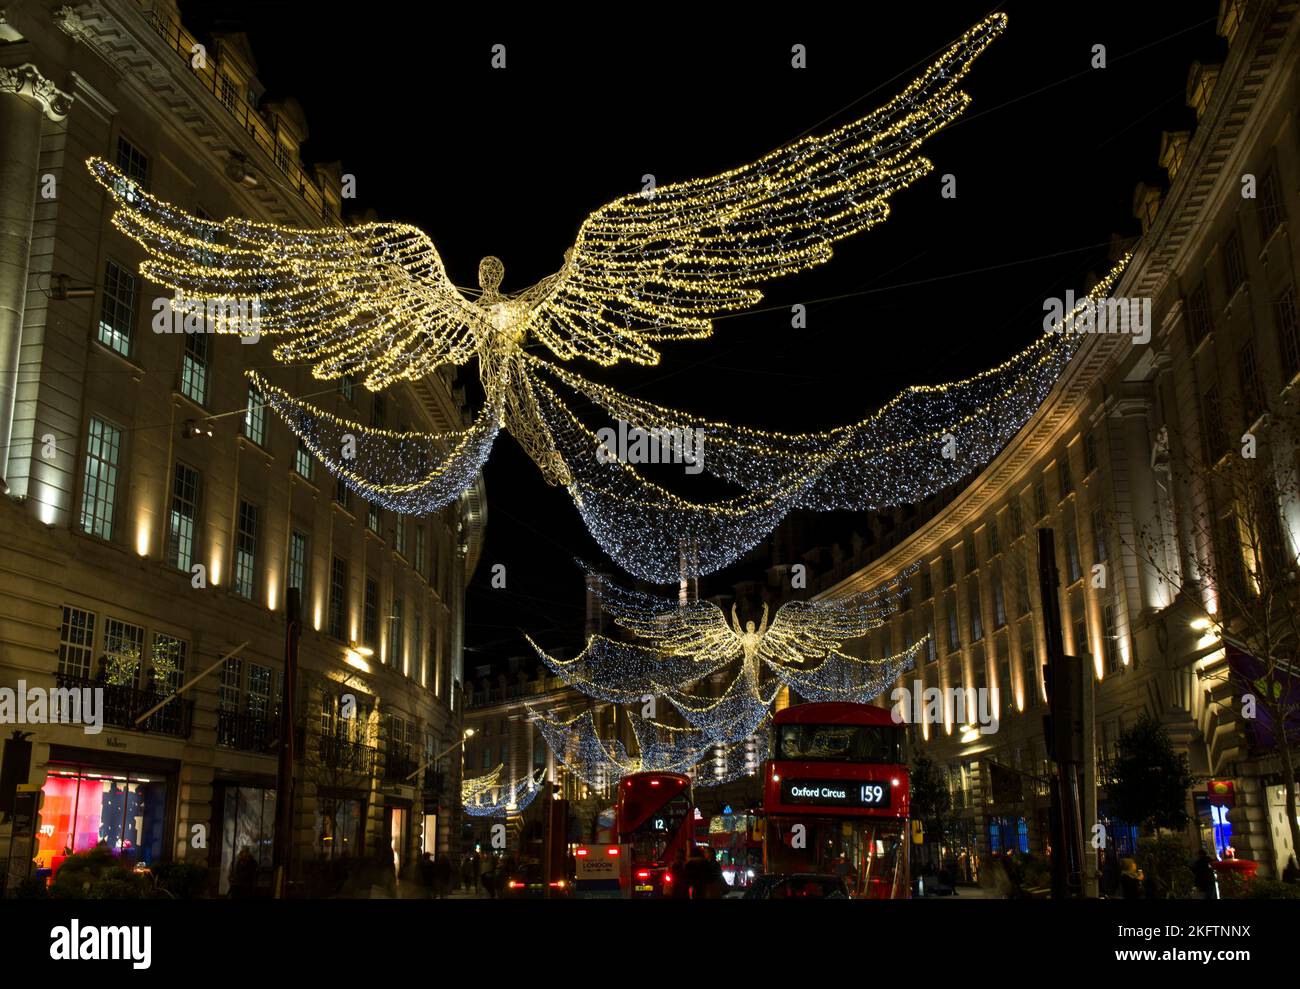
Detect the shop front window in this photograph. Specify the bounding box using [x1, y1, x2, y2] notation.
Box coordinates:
[315, 797, 364, 860]
[219, 785, 276, 896]
[36, 767, 168, 878]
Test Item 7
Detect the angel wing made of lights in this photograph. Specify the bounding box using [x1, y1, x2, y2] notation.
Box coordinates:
[84, 16, 1115, 586]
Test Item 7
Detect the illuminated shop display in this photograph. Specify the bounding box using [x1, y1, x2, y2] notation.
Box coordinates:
[35, 766, 169, 874]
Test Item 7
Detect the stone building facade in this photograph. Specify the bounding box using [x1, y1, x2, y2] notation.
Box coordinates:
[0, 0, 483, 895]
[818, 0, 1300, 881]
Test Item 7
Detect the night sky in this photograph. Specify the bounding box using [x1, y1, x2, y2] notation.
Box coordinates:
[179, 0, 1224, 672]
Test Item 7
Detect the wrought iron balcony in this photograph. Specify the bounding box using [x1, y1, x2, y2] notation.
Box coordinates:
[317, 732, 376, 774]
[217, 708, 280, 754]
[56, 672, 192, 738]
[382, 742, 419, 783]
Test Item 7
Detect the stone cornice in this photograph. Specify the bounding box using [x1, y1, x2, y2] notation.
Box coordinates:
[0, 62, 74, 120]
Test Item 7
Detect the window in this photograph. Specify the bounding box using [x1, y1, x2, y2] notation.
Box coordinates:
[368, 502, 381, 535]
[364, 577, 379, 647]
[1223, 230, 1246, 299]
[1008, 497, 1023, 538]
[946, 594, 960, 653]
[98, 259, 136, 357]
[371, 393, 386, 428]
[395, 514, 407, 557]
[339, 374, 354, 402]
[115, 136, 148, 195]
[968, 581, 983, 642]
[58, 606, 96, 679]
[1187, 281, 1212, 346]
[328, 556, 348, 639]
[943, 554, 955, 588]
[234, 500, 259, 599]
[1102, 604, 1121, 675]
[1201, 385, 1226, 463]
[150, 634, 187, 694]
[80, 417, 122, 539]
[1238, 339, 1264, 423]
[1015, 560, 1031, 616]
[180, 331, 209, 405]
[1259, 166, 1286, 242]
[1083, 430, 1098, 475]
[243, 385, 266, 445]
[992, 566, 1007, 629]
[219, 657, 242, 711]
[964, 536, 977, 575]
[1033, 480, 1047, 520]
[1066, 520, 1082, 584]
[219, 74, 238, 112]
[391, 598, 405, 672]
[104, 618, 144, 687]
[414, 526, 426, 577]
[1059, 457, 1073, 497]
[924, 614, 937, 663]
[1278, 287, 1299, 384]
[1022, 634, 1038, 709]
[921, 567, 933, 600]
[246, 663, 273, 719]
[988, 520, 1000, 556]
[288, 530, 309, 596]
[294, 438, 313, 480]
[1092, 507, 1109, 564]
[166, 462, 201, 571]
[335, 475, 349, 512]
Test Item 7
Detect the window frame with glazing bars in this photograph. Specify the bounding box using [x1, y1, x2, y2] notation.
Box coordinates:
[80, 415, 123, 540]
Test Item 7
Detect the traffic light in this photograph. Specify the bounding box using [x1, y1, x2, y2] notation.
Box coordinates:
[1042, 654, 1082, 763]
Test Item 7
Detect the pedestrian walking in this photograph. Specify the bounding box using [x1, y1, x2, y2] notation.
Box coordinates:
[685, 846, 706, 899]
[1192, 848, 1217, 900]
[703, 847, 725, 899]
[434, 853, 453, 898]
[1119, 858, 1144, 899]
[668, 849, 689, 899]
[228, 846, 258, 899]
[1283, 856, 1300, 885]
[419, 851, 436, 898]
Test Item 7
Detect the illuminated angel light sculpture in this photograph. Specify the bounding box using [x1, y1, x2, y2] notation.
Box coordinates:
[527, 566, 927, 784]
[460, 763, 503, 804]
[462, 767, 548, 817]
[81, 16, 1057, 582]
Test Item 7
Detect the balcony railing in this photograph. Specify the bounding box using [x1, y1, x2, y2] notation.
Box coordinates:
[217, 708, 280, 754]
[56, 672, 192, 738]
[318, 732, 376, 775]
[382, 743, 419, 783]
[136, 1, 335, 222]
[422, 770, 445, 797]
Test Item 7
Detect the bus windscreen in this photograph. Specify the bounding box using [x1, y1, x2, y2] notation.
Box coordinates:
[774, 722, 902, 763]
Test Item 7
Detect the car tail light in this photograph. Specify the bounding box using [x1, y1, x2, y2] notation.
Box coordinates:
[607, 847, 620, 856]
[576, 848, 589, 857]
[508, 881, 521, 889]
[636, 869, 651, 879]
[549, 880, 567, 889]
[663, 872, 673, 884]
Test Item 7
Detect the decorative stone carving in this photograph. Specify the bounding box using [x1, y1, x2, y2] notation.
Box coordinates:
[0, 63, 74, 120]
[52, 4, 90, 41]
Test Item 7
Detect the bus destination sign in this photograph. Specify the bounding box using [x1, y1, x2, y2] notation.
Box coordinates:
[780, 778, 891, 809]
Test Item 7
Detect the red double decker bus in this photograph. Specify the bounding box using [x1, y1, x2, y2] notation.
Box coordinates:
[762, 702, 910, 898]
[616, 771, 693, 897]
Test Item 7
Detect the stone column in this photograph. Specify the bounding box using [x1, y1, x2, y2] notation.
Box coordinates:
[0, 64, 71, 492]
